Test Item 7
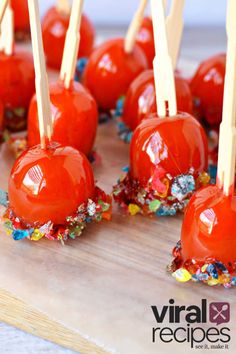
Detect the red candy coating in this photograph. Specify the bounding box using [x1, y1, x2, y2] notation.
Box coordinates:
[83, 38, 148, 111]
[181, 185, 236, 265]
[8, 144, 95, 225]
[27, 80, 98, 156]
[123, 70, 193, 131]
[42, 7, 95, 70]
[11, 0, 30, 38]
[130, 113, 208, 187]
[0, 50, 35, 131]
[136, 17, 155, 68]
[190, 53, 225, 127]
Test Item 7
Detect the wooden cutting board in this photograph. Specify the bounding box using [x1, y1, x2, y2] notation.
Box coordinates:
[0, 43, 235, 354]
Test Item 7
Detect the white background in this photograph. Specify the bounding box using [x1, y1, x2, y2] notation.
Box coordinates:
[40, 0, 227, 27]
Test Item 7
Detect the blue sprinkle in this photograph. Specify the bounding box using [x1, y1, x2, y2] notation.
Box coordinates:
[126, 132, 133, 143]
[208, 164, 217, 182]
[115, 97, 125, 116]
[191, 274, 199, 282]
[0, 189, 8, 207]
[122, 166, 129, 173]
[197, 273, 209, 281]
[85, 217, 92, 223]
[231, 277, 236, 286]
[118, 122, 126, 129]
[117, 98, 124, 110]
[156, 206, 176, 217]
[207, 264, 218, 279]
[12, 229, 30, 241]
[75, 57, 88, 82]
[116, 117, 133, 144]
[171, 175, 195, 201]
[215, 261, 228, 273]
[116, 100, 123, 112]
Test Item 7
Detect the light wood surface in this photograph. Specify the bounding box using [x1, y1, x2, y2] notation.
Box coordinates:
[217, 0, 236, 194]
[0, 289, 105, 354]
[0, 29, 235, 354]
[124, 0, 148, 53]
[60, 0, 84, 89]
[1, 117, 236, 354]
[151, 0, 177, 116]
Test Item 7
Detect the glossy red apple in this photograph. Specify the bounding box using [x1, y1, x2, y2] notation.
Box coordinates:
[8, 143, 95, 225]
[136, 17, 155, 68]
[190, 53, 225, 127]
[42, 7, 95, 70]
[83, 38, 148, 111]
[11, 0, 30, 40]
[123, 70, 193, 131]
[27, 80, 98, 156]
[181, 185, 236, 265]
[130, 112, 208, 187]
[0, 50, 35, 131]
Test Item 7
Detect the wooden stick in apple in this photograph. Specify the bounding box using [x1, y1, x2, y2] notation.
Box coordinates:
[60, 0, 84, 89]
[217, 0, 236, 196]
[170, 0, 236, 288]
[0, 3, 14, 56]
[151, 0, 177, 117]
[114, 0, 208, 218]
[27, 0, 53, 148]
[166, 0, 185, 68]
[147, 0, 168, 16]
[124, 0, 148, 54]
[56, 0, 70, 14]
[0, 0, 8, 24]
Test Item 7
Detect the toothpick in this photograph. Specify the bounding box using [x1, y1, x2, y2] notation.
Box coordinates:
[0, 0, 8, 24]
[124, 0, 148, 54]
[217, 0, 236, 196]
[166, 0, 185, 69]
[56, 0, 70, 15]
[60, 0, 84, 89]
[151, 0, 177, 117]
[147, 0, 168, 17]
[0, 4, 14, 56]
[28, 0, 53, 149]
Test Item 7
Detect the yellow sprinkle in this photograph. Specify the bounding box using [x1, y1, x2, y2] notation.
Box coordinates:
[157, 178, 169, 198]
[207, 278, 219, 286]
[172, 268, 192, 282]
[218, 274, 230, 284]
[128, 204, 141, 216]
[201, 264, 208, 272]
[31, 229, 44, 241]
[6, 229, 13, 236]
[198, 172, 211, 186]
[119, 174, 126, 182]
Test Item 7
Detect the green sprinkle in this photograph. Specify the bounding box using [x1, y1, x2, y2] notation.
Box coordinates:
[13, 107, 26, 117]
[98, 200, 110, 212]
[69, 232, 76, 240]
[149, 200, 161, 212]
[96, 214, 102, 222]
